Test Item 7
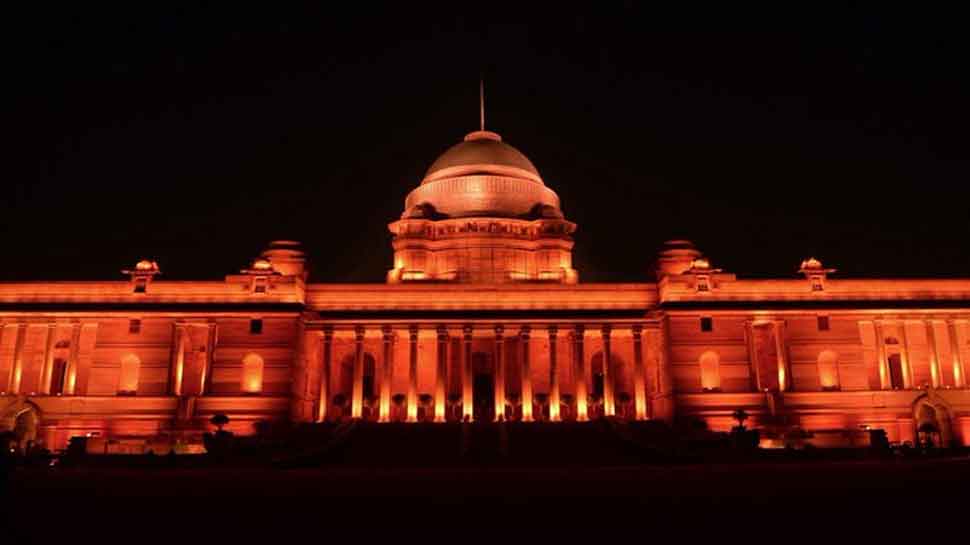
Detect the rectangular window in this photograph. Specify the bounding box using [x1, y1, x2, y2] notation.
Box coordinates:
[817, 316, 830, 331]
[700, 317, 713, 332]
[250, 319, 263, 335]
[254, 278, 267, 294]
[811, 277, 823, 291]
[129, 319, 141, 334]
[133, 279, 147, 293]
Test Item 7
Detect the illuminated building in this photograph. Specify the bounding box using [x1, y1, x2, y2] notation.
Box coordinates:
[2, 124, 970, 453]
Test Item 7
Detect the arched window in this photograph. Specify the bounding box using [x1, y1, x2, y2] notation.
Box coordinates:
[699, 351, 720, 392]
[817, 350, 839, 390]
[241, 353, 265, 394]
[118, 354, 140, 395]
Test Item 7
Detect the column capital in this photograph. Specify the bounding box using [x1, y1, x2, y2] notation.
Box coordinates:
[436, 325, 448, 340]
[601, 324, 612, 338]
[494, 324, 505, 339]
[632, 323, 643, 337]
[381, 324, 393, 341]
[354, 325, 365, 342]
[463, 324, 474, 339]
[574, 324, 585, 336]
[323, 325, 334, 341]
[548, 324, 558, 338]
[408, 324, 419, 341]
[520, 325, 531, 339]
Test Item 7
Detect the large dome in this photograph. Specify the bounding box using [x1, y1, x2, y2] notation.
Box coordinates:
[423, 130, 540, 183]
[403, 130, 562, 219]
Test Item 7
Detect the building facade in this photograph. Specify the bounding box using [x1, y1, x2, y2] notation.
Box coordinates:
[3, 128, 970, 453]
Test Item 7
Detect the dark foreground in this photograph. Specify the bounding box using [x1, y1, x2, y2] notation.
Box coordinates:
[6, 456, 970, 542]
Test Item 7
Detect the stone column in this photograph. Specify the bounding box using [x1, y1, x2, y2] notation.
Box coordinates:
[434, 326, 448, 422]
[317, 327, 333, 422]
[39, 323, 55, 394]
[900, 321, 914, 389]
[200, 323, 217, 395]
[743, 320, 761, 391]
[948, 319, 966, 387]
[380, 325, 393, 422]
[772, 321, 790, 392]
[8, 324, 26, 394]
[407, 325, 419, 422]
[601, 325, 615, 416]
[632, 324, 647, 420]
[73, 323, 98, 396]
[169, 323, 187, 396]
[548, 326, 560, 422]
[64, 323, 82, 395]
[520, 325, 533, 422]
[494, 325, 505, 421]
[875, 321, 890, 390]
[926, 321, 941, 388]
[462, 325, 474, 421]
[574, 325, 588, 421]
[351, 325, 365, 419]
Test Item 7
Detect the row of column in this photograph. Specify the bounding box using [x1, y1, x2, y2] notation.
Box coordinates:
[1, 322, 97, 396]
[874, 319, 967, 390]
[312, 323, 653, 423]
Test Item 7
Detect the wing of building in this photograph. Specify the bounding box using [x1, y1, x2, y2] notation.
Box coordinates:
[3, 128, 970, 453]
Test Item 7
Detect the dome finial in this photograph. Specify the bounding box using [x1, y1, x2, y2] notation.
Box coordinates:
[479, 76, 485, 132]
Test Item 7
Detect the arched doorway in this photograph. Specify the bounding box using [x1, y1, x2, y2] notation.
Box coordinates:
[914, 396, 952, 448]
[471, 352, 494, 422]
[4, 404, 40, 455]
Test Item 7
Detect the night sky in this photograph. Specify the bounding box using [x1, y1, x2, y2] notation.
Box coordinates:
[8, 5, 970, 283]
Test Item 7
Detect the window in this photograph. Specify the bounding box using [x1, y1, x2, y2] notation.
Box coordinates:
[700, 317, 713, 332]
[49, 359, 67, 395]
[129, 319, 141, 334]
[699, 351, 721, 392]
[254, 278, 267, 294]
[241, 353, 264, 394]
[817, 316, 830, 331]
[887, 353, 904, 389]
[817, 351, 839, 390]
[133, 279, 147, 293]
[250, 319, 263, 335]
[697, 276, 710, 292]
[811, 277, 823, 291]
[118, 354, 140, 395]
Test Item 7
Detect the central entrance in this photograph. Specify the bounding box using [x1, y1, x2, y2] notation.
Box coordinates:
[471, 352, 494, 422]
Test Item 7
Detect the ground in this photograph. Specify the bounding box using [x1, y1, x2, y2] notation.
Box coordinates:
[5, 457, 970, 542]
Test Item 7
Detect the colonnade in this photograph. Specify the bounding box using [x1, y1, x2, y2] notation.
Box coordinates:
[308, 322, 657, 424]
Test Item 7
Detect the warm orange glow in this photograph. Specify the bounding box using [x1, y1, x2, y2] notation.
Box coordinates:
[118, 353, 140, 394]
[241, 353, 264, 394]
[699, 351, 720, 391]
[65, 364, 77, 395]
[576, 394, 588, 421]
[817, 350, 839, 390]
[11, 364, 22, 394]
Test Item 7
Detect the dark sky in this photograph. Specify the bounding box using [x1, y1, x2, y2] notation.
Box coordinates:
[8, 5, 970, 283]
